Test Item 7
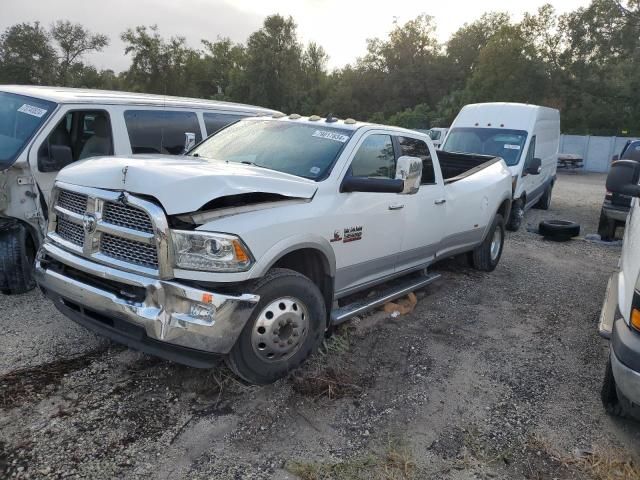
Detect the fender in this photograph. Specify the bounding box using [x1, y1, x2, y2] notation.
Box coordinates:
[252, 233, 337, 278]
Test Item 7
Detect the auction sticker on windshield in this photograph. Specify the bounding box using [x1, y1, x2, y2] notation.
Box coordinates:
[504, 144, 521, 150]
[312, 130, 349, 143]
[17, 104, 48, 118]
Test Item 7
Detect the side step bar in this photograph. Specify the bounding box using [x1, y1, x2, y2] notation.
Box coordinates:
[330, 273, 441, 326]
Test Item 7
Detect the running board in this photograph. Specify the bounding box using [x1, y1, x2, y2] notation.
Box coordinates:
[330, 273, 441, 326]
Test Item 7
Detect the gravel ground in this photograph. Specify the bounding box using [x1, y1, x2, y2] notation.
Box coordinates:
[1, 172, 639, 479]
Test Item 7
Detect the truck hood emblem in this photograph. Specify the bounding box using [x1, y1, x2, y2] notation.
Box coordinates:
[82, 213, 97, 234]
[122, 166, 129, 185]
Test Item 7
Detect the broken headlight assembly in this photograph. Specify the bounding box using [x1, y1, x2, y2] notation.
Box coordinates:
[171, 230, 253, 272]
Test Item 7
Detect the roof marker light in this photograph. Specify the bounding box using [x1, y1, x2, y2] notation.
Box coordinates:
[344, 118, 357, 124]
[272, 112, 286, 118]
[309, 115, 321, 121]
[289, 114, 301, 119]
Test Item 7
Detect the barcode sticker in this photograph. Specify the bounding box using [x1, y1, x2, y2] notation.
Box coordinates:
[312, 130, 349, 143]
[504, 144, 521, 150]
[17, 104, 48, 118]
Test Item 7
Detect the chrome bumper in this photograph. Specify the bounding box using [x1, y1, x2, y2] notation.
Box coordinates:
[35, 242, 260, 358]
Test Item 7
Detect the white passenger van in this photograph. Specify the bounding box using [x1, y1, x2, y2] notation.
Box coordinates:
[443, 103, 560, 231]
[0, 85, 276, 294]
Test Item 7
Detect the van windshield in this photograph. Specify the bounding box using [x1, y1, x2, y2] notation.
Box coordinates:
[443, 127, 528, 166]
[0, 92, 56, 170]
[190, 119, 353, 180]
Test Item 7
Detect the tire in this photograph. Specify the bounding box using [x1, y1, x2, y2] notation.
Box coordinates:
[506, 198, 524, 232]
[597, 209, 617, 241]
[471, 214, 505, 272]
[534, 183, 552, 210]
[538, 219, 580, 241]
[602, 356, 625, 417]
[0, 223, 37, 295]
[225, 268, 326, 384]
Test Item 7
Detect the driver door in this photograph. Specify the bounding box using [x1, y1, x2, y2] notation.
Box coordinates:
[332, 132, 405, 296]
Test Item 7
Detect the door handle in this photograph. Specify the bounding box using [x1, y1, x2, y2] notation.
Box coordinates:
[434, 199, 446, 205]
[388, 203, 405, 210]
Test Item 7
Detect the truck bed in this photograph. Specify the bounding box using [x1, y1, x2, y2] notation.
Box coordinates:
[436, 151, 501, 185]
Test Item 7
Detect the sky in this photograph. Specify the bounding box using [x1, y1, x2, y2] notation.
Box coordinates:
[1, 0, 592, 72]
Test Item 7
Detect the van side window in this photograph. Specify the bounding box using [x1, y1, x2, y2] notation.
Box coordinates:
[203, 113, 245, 136]
[124, 110, 202, 155]
[525, 136, 537, 165]
[349, 134, 395, 179]
[38, 110, 113, 172]
[398, 136, 436, 184]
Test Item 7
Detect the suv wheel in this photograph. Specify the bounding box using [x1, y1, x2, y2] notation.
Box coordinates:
[0, 223, 37, 295]
[226, 268, 326, 384]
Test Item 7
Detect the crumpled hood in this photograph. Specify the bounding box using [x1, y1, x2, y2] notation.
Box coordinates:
[56, 155, 318, 214]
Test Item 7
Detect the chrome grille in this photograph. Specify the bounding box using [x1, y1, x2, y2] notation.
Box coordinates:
[103, 202, 154, 233]
[57, 190, 88, 215]
[56, 217, 84, 246]
[100, 234, 158, 269]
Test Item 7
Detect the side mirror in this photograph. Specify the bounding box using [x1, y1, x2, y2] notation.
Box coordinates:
[395, 155, 422, 194]
[606, 160, 640, 197]
[183, 132, 196, 154]
[341, 176, 404, 194]
[525, 157, 542, 175]
[38, 145, 74, 172]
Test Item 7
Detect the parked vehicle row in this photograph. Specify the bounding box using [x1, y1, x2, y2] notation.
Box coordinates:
[0, 85, 277, 294]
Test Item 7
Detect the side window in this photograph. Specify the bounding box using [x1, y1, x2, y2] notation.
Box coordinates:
[349, 134, 395, 179]
[38, 110, 113, 172]
[124, 110, 202, 155]
[525, 136, 537, 165]
[398, 136, 436, 184]
[203, 112, 245, 136]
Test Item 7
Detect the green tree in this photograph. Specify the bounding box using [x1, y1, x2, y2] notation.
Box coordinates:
[200, 37, 246, 99]
[51, 20, 109, 86]
[0, 22, 57, 85]
[241, 15, 304, 111]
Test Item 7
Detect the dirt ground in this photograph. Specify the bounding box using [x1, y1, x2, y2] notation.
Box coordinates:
[1, 172, 639, 479]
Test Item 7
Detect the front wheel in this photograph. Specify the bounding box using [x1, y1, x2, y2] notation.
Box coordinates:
[506, 199, 524, 232]
[534, 183, 552, 210]
[470, 214, 505, 272]
[226, 268, 326, 384]
[0, 223, 37, 295]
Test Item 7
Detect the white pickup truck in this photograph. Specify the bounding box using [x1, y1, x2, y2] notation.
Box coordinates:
[35, 115, 512, 384]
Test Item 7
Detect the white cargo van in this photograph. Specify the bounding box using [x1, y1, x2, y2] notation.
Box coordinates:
[443, 103, 560, 231]
[0, 86, 276, 294]
[427, 127, 448, 149]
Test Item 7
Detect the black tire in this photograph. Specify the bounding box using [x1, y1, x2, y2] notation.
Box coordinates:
[597, 209, 617, 241]
[0, 223, 37, 295]
[534, 183, 552, 210]
[225, 268, 326, 385]
[471, 214, 505, 272]
[506, 198, 524, 232]
[602, 356, 625, 417]
[538, 219, 580, 241]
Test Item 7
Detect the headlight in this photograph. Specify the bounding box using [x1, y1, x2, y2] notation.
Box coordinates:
[171, 230, 253, 272]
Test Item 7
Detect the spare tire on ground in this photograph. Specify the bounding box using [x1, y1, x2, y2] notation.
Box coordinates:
[538, 220, 580, 241]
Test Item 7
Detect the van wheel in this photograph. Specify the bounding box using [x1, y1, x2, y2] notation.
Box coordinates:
[0, 223, 37, 295]
[506, 199, 524, 231]
[534, 183, 552, 210]
[471, 214, 504, 272]
[226, 268, 326, 385]
[597, 210, 617, 241]
[602, 356, 625, 417]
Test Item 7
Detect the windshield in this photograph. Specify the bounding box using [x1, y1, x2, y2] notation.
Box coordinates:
[190, 119, 353, 180]
[443, 127, 528, 166]
[0, 92, 56, 170]
[428, 130, 442, 141]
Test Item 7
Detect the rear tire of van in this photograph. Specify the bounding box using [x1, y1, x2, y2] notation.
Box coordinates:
[225, 268, 326, 385]
[470, 214, 505, 272]
[0, 223, 37, 295]
[506, 199, 524, 232]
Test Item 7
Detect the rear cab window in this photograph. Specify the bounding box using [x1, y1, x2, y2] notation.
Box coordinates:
[124, 110, 202, 154]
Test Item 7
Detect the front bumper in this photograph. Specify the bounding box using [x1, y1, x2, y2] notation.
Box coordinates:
[35, 242, 260, 366]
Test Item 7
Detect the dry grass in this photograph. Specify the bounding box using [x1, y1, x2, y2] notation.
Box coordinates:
[286, 440, 416, 480]
[561, 448, 640, 480]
